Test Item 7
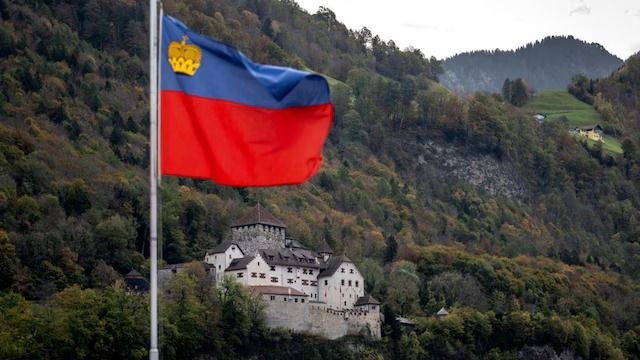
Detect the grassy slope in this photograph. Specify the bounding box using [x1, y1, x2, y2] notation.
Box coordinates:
[526, 90, 622, 154]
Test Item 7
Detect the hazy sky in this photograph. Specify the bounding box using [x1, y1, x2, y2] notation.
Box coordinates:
[295, 0, 640, 60]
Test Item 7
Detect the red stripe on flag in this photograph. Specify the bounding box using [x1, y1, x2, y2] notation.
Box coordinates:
[160, 91, 333, 187]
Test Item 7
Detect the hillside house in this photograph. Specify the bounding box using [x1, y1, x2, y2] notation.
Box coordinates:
[395, 316, 417, 332]
[124, 270, 149, 293]
[533, 113, 546, 123]
[573, 124, 603, 142]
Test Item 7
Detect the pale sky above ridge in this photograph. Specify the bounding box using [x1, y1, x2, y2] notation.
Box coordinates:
[295, 0, 640, 60]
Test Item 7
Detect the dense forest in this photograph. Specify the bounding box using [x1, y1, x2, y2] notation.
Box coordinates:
[441, 36, 623, 94]
[1, 0, 640, 359]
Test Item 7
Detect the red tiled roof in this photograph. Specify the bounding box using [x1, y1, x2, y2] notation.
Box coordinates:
[249, 285, 308, 297]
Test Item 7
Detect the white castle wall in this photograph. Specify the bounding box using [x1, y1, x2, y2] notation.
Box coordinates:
[261, 300, 381, 340]
[318, 261, 364, 310]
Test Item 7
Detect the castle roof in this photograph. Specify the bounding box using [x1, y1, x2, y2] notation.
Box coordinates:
[318, 240, 333, 254]
[207, 242, 243, 255]
[355, 294, 380, 306]
[225, 256, 255, 271]
[230, 204, 287, 228]
[259, 248, 322, 268]
[318, 255, 353, 278]
[285, 238, 309, 250]
[249, 285, 308, 297]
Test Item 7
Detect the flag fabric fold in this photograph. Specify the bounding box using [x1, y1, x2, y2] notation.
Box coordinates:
[160, 16, 333, 187]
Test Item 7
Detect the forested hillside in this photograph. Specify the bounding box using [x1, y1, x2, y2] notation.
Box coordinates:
[441, 36, 623, 94]
[1, 0, 640, 359]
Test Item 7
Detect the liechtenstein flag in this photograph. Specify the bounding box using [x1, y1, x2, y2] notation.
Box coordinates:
[160, 16, 333, 187]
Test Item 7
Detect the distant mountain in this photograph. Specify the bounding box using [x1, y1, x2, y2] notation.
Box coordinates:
[441, 36, 623, 94]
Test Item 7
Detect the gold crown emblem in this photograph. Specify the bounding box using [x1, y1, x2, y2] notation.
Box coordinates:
[168, 36, 202, 76]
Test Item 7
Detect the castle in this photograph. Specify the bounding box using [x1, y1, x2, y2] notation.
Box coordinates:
[203, 204, 381, 340]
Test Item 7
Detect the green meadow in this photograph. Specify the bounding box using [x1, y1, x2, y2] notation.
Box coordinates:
[526, 91, 622, 154]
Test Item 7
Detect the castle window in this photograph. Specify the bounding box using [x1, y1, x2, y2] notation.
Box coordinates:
[257, 262, 260, 266]
[269, 256, 274, 260]
[355, 281, 359, 287]
[287, 267, 293, 273]
[372, 306, 376, 310]
[309, 270, 313, 275]
[284, 297, 287, 302]
[270, 277, 278, 283]
[344, 301, 347, 306]
[348, 280, 352, 286]
[270, 266, 276, 271]
[302, 269, 307, 274]
[251, 272, 257, 278]
[287, 279, 293, 284]
[236, 273, 243, 278]
[229, 255, 232, 259]
[270, 296, 275, 301]
[350, 269, 354, 274]
[295, 298, 298, 303]
[259, 273, 266, 278]
[324, 280, 328, 286]
[301, 299, 305, 303]
[341, 280, 345, 286]
[341, 268, 345, 273]
[311, 281, 317, 286]
[302, 280, 309, 285]
[231, 246, 235, 251]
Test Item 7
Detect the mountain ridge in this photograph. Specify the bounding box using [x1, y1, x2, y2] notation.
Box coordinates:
[441, 35, 623, 94]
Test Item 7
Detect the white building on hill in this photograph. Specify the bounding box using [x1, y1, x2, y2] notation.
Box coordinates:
[205, 204, 381, 339]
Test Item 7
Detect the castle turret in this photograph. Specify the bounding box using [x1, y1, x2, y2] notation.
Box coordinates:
[318, 239, 333, 262]
[230, 204, 287, 255]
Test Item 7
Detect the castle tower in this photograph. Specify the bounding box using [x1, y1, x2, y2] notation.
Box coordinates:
[230, 204, 287, 255]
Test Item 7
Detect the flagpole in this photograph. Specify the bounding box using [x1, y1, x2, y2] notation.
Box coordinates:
[157, 2, 163, 187]
[149, 0, 160, 359]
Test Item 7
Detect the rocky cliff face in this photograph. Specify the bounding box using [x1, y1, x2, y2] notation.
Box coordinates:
[415, 140, 527, 200]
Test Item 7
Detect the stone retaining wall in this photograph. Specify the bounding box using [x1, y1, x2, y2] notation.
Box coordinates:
[262, 301, 381, 340]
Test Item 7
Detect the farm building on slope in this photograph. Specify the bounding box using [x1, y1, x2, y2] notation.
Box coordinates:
[572, 124, 603, 142]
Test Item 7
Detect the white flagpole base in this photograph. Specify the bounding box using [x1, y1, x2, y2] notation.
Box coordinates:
[149, 349, 159, 360]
